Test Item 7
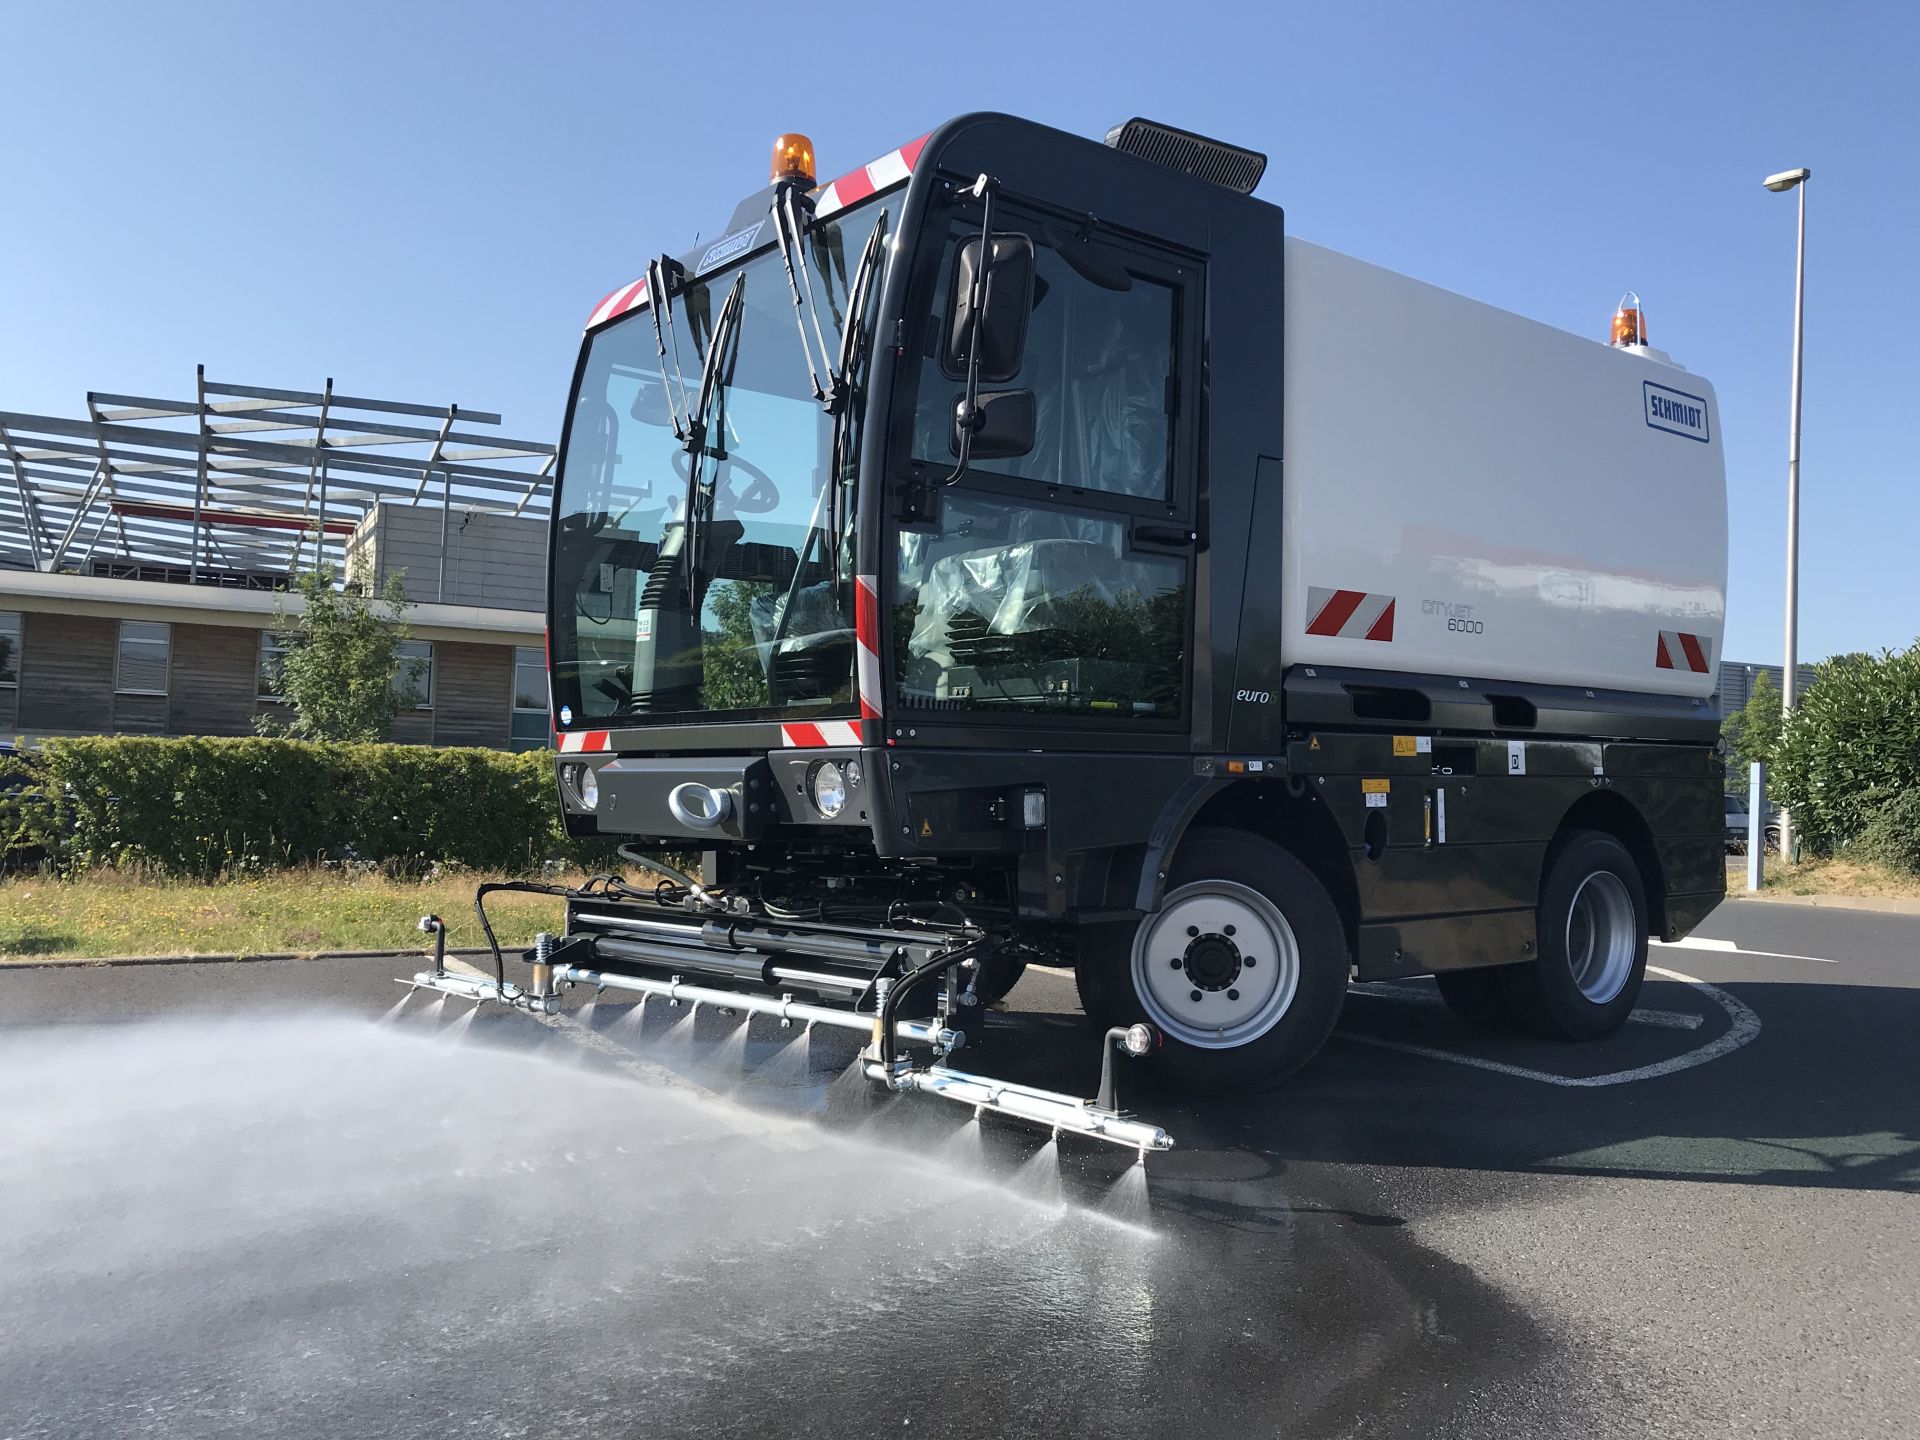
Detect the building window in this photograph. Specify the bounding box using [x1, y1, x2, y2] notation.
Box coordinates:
[510, 645, 549, 749]
[258, 632, 290, 701]
[116, 620, 171, 696]
[394, 640, 434, 709]
[0, 611, 19, 687]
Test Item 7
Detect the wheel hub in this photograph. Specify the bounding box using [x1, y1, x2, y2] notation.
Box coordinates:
[1132, 881, 1302, 1051]
[1183, 933, 1242, 991]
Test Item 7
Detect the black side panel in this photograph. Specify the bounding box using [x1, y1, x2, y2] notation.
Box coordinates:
[1227, 455, 1287, 753]
[1284, 665, 1722, 743]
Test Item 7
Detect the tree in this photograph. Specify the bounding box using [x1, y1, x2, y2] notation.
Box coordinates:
[1721, 669, 1783, 792]
[257, 563, 420, 741]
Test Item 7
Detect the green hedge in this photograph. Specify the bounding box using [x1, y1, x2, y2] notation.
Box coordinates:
[3, 736, 610, 878]
[1772, 645, 1920, 853]
[1851, 788, 1920, 876]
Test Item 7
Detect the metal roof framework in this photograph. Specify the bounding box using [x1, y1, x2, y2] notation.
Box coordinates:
[0, 368, 555, 593]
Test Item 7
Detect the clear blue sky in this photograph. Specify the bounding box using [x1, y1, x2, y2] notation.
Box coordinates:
[3, 1, 1914, 667]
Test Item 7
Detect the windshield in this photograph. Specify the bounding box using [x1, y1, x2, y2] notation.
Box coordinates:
[550, 197, 890, 725]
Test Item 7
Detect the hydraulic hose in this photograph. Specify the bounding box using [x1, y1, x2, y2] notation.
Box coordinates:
[617, 844, 727, 912]
[472, 880, 578, 990]
[876, 939, 987, 1071]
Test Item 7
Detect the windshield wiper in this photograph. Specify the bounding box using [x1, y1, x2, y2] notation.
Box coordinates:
[825, 211, 888, 584]
[761, 211, 888, 692]
[770, 181, 839, 408]
[681, 272, 747, 610]
[644, 256, 693, 442]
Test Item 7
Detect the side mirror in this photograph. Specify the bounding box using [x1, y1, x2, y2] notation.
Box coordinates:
[952, 389, 1036, 462]
[943, 233, 1036, 383]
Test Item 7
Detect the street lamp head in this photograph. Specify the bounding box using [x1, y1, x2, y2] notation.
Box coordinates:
[1763, 167, 1811, 193]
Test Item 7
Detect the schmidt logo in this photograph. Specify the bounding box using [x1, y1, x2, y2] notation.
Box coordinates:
[697, 221, 765, 275]
[1643, 380, 1711, 443]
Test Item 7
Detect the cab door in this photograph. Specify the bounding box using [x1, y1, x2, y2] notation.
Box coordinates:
[886, 200, 1205, 752]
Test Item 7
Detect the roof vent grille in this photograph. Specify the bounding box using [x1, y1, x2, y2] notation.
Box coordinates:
[1103, 117, 1267, 194]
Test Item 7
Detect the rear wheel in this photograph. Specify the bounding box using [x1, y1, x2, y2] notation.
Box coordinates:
[1501, 829, 1649, 1040]
[1080, 828, 1349, 1093]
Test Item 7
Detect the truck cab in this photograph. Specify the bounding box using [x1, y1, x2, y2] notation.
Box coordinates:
[534, 113, 1728, 1095]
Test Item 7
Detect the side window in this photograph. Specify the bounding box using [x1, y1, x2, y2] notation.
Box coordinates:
[115, 621, 171, 696]
[510, 646, 549, 750]
[258, 632, 289, 701]
[0, 611, 19, 686]
[394, 640, 433, 709]
[912, 224, 1179, 504]
[895, 493, 1186, 719]
[895, 213, 1196, 725]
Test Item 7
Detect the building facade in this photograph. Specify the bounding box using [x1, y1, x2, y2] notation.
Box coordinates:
[2, 373, 556, 750]
[0, 566, 547, 749]
[1716, 659, 1822, 714]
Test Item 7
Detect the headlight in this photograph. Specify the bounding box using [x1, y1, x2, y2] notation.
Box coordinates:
[576, 764, 599, 810]
[809, 760, 847, 819]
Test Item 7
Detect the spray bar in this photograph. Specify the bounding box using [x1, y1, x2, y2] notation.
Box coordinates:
[401, 962, 1175, 1154]
[871, 1064, 1174, 1153]
[402, 963, 958, 1049]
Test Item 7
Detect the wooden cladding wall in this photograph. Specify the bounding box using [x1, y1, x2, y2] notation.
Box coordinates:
[167, 625, 261, 736]
[16, 613, 115, 732]
[432, 641, 512, 748]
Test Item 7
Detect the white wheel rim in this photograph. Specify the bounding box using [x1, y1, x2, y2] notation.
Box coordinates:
[1131, 880, 1301, 1050]
[1566, 870, 1636, 1004]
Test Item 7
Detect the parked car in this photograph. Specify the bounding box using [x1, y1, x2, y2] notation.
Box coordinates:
[1725, 793, 1782, 854]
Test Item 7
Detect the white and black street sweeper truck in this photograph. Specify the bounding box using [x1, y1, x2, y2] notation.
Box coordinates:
[407, 115, 1728, 1155]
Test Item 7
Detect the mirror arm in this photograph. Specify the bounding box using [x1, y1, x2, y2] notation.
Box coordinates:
[644, 260, 688, 442]
[940, 174, 998, 487]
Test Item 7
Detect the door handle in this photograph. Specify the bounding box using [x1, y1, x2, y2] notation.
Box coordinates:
[1130, 521, 1196, 550]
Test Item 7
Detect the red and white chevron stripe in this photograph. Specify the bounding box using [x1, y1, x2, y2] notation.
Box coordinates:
[780, 721, 863, 748]
[1655, 629, 1713, 673]
[855, 573, 883, 722]
[1305, 586, 1397, 642]
[556, 729, 612, 754]
[584, 275, 649, 333]
[583, 134, 930, 333]
[815, 135, 929, 221]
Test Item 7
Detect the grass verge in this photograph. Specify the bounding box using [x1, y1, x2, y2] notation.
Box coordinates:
[1728, 855, 1920, 901]
[0, 869, 573, 962]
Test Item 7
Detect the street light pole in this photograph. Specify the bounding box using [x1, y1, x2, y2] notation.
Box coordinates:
[1764, 166, 1810, 861]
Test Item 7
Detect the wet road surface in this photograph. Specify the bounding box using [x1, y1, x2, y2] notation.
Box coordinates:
[2, 897, 1916, 1438]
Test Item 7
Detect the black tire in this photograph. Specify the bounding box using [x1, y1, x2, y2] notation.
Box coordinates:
[1080, 827, 1350, 1094]
[971, 955, 1028, 1007]
[1434, 967, 1519, 1032]
[1501, 829, 1648, 1041]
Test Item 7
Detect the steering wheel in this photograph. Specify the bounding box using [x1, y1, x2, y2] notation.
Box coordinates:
[672, 447, 779, 517]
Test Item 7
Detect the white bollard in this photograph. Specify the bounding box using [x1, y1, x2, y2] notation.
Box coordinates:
[1747, 762, 1766, 893]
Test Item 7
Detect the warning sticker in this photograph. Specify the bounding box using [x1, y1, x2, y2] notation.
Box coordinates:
[1392, 736, 1433, 757]
[1361, 778, 1391, 793]
[1365, 792, 1388, 809]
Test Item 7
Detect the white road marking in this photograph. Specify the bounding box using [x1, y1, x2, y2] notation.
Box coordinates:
[1351, 983, 1704, 1030]
[1336, 965, 1761, 1087]
[1656, 936, 1835, 964]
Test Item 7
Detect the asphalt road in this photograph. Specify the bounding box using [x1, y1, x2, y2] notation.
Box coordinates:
[2, 896, 1915, 1438]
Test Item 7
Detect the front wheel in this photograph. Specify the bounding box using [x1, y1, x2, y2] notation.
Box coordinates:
[1081, 828, 1350, 1093]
